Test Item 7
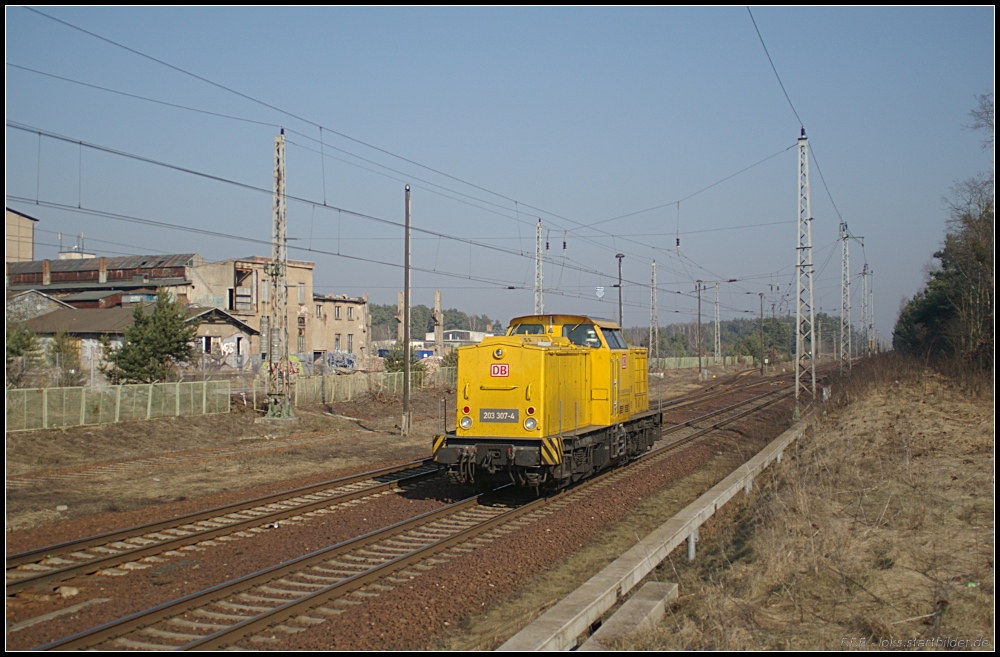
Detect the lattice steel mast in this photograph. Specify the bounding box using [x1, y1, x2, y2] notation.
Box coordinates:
[860, 263, 870, 358]
[649, 261, 658, 360]
[534, 219, 544, 314]
[867, 268, 875, 355]
[266, 130, 293, 418]
[840, 221, 851, 372]
[795, 128, 816, 408]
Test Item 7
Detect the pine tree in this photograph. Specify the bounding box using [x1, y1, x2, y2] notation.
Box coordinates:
[383, 343, 426, 373]
[102, 289, 199, 383]
[48, 328, 84, 387]
[6, 322, 40, 388]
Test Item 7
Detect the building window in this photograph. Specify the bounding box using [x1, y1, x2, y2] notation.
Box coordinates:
[260, 317, 269, 353]
[347, 334, 354, 354]
[348, 306, 354, 321]
[316, 304, 323, 319]
[298, 283, 305, 305]
[335, 334, 341, 351]
[203, 336, 213, 353]
[335, 305, 341, 320]
[261, 280, 269, 304]
[298, 335, 305, 353]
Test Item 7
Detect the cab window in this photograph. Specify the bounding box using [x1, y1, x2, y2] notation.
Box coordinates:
[562, 323, 602, 348]
[601, 328, 628, 350]
[509, 323, 544, 335]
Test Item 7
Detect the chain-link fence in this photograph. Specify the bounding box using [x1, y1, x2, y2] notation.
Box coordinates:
[648, 356, 754, 370]
[239, 367, 458, 409]
[6, 381, 231, 432]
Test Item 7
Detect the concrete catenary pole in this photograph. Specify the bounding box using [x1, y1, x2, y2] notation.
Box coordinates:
[616, 253, 625, 328]
[266, 130, 293, 418]
[402, 184, 412, 435]
[714, 282, 721, 361]
[433, 290, 443, 357]
[759, 292, 764, 376]
[696, 280, 703, 376]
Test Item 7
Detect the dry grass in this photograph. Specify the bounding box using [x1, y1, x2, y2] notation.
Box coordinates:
[622, 355, 994, 650]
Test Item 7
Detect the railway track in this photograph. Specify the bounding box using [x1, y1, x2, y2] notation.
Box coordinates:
[8, 370, 768, 597]
[38, 492, 526, 650]
[31, 386, 793, 650]
[8, 373, 785, 597]
[655, 382, 792, 452]
[6, 459, 441, 595]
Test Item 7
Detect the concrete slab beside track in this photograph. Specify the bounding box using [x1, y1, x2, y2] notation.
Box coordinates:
[578, 581, 678, 651]
[498, 414, 814, 651]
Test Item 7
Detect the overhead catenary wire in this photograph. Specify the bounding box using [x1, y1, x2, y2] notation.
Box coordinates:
[14, 120, 798, 313]
[13, 8, 838, 328]
[16, 8, 802, 285]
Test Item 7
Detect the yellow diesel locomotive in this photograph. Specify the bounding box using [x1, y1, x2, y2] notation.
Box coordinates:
[432, 314, 663, 488]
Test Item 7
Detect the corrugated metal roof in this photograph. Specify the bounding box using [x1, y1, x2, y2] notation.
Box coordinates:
[24, 306, 148, 335]
[6, 277, 190, 293]
[24, 303, 259, 336]
[6, 254, 203, 275]
[6, 289, 74, 307]
[60, 290, 121, 301]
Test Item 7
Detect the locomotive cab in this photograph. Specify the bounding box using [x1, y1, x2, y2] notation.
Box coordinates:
[432, 314, 660, 489]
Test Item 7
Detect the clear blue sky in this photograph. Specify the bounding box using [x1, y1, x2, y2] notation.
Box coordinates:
[6, 7, 994, 341]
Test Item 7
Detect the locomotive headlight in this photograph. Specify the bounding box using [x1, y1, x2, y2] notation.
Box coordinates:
[523, 417, 537, 431]
[460, 416, 473, 430]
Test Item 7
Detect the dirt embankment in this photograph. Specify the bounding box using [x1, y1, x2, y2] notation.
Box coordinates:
[618, 357, 994, 650]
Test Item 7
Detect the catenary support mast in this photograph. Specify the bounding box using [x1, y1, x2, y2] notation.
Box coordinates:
[649, 261, 658, 360]
[534, 219, 544, 315]
[840, 221, 852, 372]
[795, 128, 816, 409]
[714, 283, 721, 361]
[266, 130, 293, 418]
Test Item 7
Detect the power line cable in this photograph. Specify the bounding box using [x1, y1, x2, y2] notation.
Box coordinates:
[747, 7, 803, 128]
[20, 7, 791, 284]
[578, 144, 796, 229]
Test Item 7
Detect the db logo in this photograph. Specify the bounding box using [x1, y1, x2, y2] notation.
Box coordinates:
[490, 363, 509, 377]
[621, 354, 627, 369]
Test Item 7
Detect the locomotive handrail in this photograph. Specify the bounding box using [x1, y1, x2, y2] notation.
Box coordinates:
[480, 385, 517, 391]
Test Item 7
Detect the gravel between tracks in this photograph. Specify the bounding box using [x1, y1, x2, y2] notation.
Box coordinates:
[6, 364, 771, 650]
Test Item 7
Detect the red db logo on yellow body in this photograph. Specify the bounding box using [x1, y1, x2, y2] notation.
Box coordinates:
[491, 363, 509, 377]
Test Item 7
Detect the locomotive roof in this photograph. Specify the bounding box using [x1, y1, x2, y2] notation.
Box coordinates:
[508, 314, 622, 330]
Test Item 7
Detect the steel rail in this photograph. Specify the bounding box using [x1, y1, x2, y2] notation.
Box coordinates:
[35, 389, 792, 651]
[8, 459, 438, 593]
[660, 384, 790, 435]
[654, 387, 793, 454]
[36, 492, 510, 650]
